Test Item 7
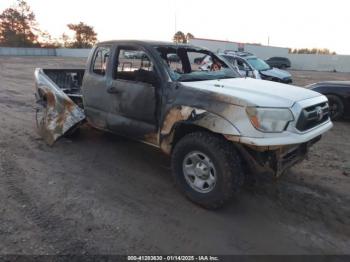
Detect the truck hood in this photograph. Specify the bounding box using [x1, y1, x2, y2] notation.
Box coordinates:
[181, 77, 322, 107]
[259, 67, 291, 80]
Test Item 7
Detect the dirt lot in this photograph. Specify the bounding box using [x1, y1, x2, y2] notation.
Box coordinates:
[0, 56, 349, 255]
[291, 70, 350, 86]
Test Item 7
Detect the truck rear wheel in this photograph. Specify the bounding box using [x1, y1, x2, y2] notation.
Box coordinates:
[171, 132, 244, 209]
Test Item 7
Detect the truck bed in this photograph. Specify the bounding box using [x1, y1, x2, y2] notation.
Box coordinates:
[43, 69, 85, 108]
[34, 68, 86, 145]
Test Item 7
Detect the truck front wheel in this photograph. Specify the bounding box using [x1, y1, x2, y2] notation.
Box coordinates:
[171, 132, 244, 209]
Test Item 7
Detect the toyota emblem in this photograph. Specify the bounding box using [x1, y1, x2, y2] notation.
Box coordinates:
[316, 106, 323, 121]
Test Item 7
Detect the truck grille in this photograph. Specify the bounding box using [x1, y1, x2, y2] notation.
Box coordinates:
[296, 102, 329, 131]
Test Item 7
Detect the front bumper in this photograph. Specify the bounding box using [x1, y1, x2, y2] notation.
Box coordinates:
[236, 135, 321, 178]
[228, 119, 332, 148]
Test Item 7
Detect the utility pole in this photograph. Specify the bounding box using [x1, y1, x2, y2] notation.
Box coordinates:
[174, 0, 177, 34]
[175, 12, 177, 34]
[268, 36, 270, 46]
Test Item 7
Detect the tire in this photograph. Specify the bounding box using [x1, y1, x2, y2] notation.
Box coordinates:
[327, 94, 344, 121]
[171, 131, 244, 209]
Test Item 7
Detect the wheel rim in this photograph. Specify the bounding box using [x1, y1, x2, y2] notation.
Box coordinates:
[182, 151, 217, 193]
[329, 99, 339, 119]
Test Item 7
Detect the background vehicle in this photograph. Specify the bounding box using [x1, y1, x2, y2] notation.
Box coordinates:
[220, 51, 293, 83]
[167, 53, 181, 62]
[123, 50, 147, 59]
[307, 81, 350, 120]
[34, 40, 332, 209]
[265, 57, 291, 69]
[194, 55, 206, 65]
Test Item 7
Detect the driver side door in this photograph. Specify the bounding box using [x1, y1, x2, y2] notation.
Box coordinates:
[106, 45, 159, 141]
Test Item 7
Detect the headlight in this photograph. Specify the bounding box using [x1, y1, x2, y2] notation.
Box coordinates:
[246, 107, 294, 132]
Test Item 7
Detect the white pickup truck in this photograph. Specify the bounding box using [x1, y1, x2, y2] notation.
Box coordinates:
[34, 40, 333, 209]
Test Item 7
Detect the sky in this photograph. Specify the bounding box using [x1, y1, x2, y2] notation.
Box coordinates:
[1, 0, 350, 54]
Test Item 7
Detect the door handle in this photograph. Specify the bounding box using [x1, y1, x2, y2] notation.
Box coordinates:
[107, 86, 123, 94]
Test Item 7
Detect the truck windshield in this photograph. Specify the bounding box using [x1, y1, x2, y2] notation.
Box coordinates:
[247, 57, 271, 71]
[156, 46, 240, 82]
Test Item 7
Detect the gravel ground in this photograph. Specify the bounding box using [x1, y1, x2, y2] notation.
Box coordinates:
[0, 56, 349, 255]
[290, 70, 350, 86]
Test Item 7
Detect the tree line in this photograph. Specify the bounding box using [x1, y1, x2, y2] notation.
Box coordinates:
[0, 0, 97, 48]
[173, 31, 194, 43]
[0, 1, 194, 48]
[289, 48, 336, 55]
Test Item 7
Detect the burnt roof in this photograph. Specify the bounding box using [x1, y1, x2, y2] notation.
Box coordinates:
[98, 40, 202, 49]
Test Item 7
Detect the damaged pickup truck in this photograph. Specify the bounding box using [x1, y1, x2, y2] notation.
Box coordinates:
[34, 40, 333, 209]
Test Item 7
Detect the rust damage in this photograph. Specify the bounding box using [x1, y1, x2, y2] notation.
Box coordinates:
[159, 105, 240, 154]
[159, 106, 206, 154]
[144, 132, 159, 145]
[35, 69, 85, 145]
[159, 132, 174, 155]
[160, 103, 240, 137]
[161, 106, 206, 135]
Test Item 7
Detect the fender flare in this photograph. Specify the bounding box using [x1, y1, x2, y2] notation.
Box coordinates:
[159, 106, 240, 154]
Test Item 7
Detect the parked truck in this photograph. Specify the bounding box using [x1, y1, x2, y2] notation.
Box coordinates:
[34, 40, 333, 209]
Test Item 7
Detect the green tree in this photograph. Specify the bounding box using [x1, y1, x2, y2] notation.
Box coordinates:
[173, 31, 187, 43]
[290, 48, 336, 55]
[186, 32, 194, 42]
[173, 31, 195, 44]
[67, 22, 97, 48]
[0, 0, 39, 47]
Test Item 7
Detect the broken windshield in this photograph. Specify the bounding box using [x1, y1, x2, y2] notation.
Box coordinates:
[155, 46, 240, 82]
[247, 57, 271, 71]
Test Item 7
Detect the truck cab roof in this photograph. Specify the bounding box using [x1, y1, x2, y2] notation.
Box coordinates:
[97, 40, 205, 50]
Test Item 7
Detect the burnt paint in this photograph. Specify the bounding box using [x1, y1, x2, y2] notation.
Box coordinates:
[36, 41, 242, 150]
[34, 69, 85, 145]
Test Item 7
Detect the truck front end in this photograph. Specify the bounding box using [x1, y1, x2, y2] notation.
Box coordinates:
[224, 95, 332, 177]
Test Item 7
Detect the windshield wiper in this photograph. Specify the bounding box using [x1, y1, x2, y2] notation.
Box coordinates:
[179, 78, 208, 82]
